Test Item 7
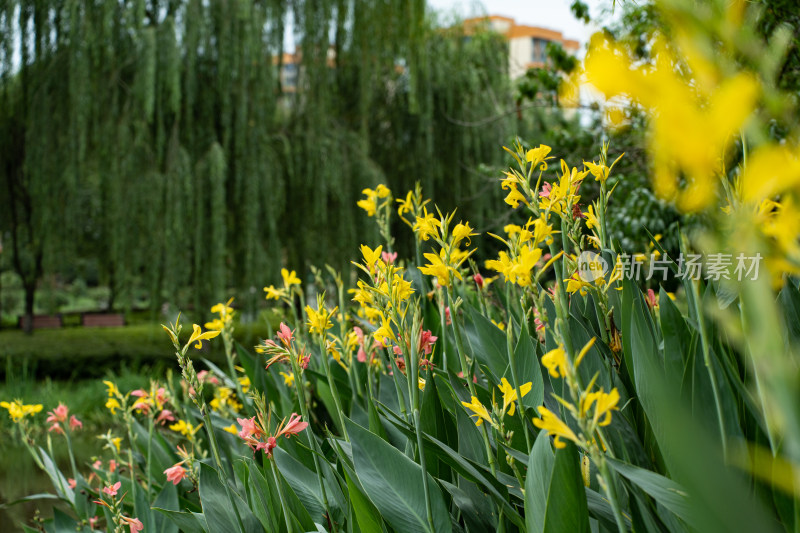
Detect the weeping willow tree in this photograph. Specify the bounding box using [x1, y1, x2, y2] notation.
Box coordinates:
[0, 0, 513, 328]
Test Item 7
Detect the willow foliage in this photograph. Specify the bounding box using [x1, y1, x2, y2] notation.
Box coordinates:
[0, 0, 512, 320]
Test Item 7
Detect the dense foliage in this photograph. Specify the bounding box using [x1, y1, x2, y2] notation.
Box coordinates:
[2, 0, 800, 532]
[0, 0, 514, 324]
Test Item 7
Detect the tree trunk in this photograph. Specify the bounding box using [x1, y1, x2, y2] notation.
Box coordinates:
[23, 282, 35, 335]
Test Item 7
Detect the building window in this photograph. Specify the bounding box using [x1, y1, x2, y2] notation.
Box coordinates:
[282, 63, 298, 88]
[532, 38, 550, 63]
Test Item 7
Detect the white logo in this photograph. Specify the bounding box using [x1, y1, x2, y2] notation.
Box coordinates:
[577, 251, 608, 282]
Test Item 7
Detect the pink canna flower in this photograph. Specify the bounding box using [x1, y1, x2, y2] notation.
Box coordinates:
[445, 306, 452, 326]
[48, 423, 64, 434]
[121, 516, 144, 533]
[540, 182, 552, 198]
[392, 345, 403, 356]
[256, 436, 279, 457]
[92, 460, 103, 470]
[237, 417, 260, 439]
[473, 273, 485, 289]
[68, 478, 77, 489]
[88, 517, 98, 529]
[46, 403, 69, 424]
[353, 326, 365, 344]
[357, 347, 367, 363]
[164, 463, 187, 485]
[277, 322, 294, 346]
[103, 481, 121, 497]
[381, 251, 398, 264]
[646, 288, 658, 310]
[155, 387, 168, 406]
[277, 413, 308, 439]
[157, 409, 176, 425]
[418, 329, 437, 356]
[69, 415, 83, 430]
[130, 389, 148, 398]
[109, 460, 118, 473]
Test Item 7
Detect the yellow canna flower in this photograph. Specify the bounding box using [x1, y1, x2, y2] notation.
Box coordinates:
[392, 276, 415, 302]
[413, 208, 441, 241]
[223, 424, 238, 435]
[375, 184, 391, 198]
[279, 371, 295, 387]
[170, 419, 202, 438]
[0, 400, 43, 423]
[585, 34, 759, 212]
[592, 388, 620, 427]
[305, 302, 338, 335]
[187, 324, 221, 349]
[238, 376, 251, 394]
[451, 222, 478, 247]
[397, 191, 413, 215]
[105, 398, 121, 415]
[533, 406, 581, 449]
[112, 437, 122, 452]
[103, 380, 120, 398]
[486, 251, 515, 282]
[357, 196, 377, 216]
[263, 285, 285, 300]
[372, 313, 395, 345]
[530, 216, 556, 246]
[281, 268, 301, 288]
[584, 205, 599, 230]
[542, 345, 568, 378]
[526, 144, 552, 169]
[498, 378, 532, 416]
[565, 275, 593, 296]
[360, 244, 383, 274]
[583, 161, 610, 183]
[461, 396, 497, 428]
[504, 184, 528, 209]
[419, 250, 462, 287]
[210, 298, 235, 317]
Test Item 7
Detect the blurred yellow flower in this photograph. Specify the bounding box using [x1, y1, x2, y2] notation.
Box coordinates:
[281, 268, 301, 288]
[279, 371, 295, 387]
[0, 400, 43, 423]
[584, 34, 760, 212]
[105, 398, 121, 415]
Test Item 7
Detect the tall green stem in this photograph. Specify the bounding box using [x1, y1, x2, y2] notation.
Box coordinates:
[408, 330, 435, 532]
[447, 290, 497, 475]
[146, 418, 154, 496]
[270, 458, 295, 533]
[319, 336, 349, 441]
[597, 455, 628, 533]
[202, 408, 247, 533]
[289, 356, 335, 530]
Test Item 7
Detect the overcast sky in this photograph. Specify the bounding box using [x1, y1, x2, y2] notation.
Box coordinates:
[426, 0, 609, 48]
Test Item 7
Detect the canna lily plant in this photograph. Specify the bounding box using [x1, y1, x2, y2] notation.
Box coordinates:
[4, 1, 800, 531]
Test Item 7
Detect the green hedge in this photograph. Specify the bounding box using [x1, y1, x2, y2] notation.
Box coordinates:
[0, 322, 274, 380]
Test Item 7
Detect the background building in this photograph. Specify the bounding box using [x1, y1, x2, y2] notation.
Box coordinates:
[464, 15, 580, 79]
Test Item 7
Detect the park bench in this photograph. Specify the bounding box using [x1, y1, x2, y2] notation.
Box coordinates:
[18, 315, 63, 329]
[81, 313, 125, 327]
